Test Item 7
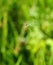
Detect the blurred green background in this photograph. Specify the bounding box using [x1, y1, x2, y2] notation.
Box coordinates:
[0, 0, 53, 65]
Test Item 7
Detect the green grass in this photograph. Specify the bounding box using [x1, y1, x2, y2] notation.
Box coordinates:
[0, 0, 53, 65]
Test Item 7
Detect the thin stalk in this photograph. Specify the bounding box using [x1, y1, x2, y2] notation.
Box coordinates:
[15, 55, 23, 65]
[9, 18, 19, 55]
[2, 11, 8, 53]
[9, 18, 18, 45]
